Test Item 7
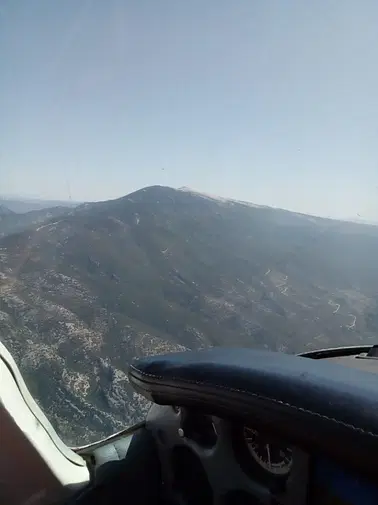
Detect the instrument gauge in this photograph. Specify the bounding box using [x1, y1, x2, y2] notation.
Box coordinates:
[243, 427, 293, 477]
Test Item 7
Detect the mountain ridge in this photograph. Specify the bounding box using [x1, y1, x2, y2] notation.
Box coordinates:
[0, 206, 73, 239]
[0, 204, 15, 217]
[0, 196, 79, 214]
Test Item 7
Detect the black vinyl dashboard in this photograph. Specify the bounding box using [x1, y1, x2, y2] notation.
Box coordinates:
[129, 345, 378, 505]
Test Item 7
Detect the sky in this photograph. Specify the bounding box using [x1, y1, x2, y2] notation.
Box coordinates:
[1, 0, 377, 220]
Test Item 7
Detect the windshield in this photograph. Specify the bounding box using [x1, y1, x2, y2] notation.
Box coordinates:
[1, 1, 377, 447]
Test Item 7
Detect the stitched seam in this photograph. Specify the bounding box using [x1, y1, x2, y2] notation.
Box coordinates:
[130, 365, 378, 439]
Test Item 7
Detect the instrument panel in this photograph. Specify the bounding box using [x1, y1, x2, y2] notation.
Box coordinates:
[146, 404, 378, 505]
[147, 404, 311, 504]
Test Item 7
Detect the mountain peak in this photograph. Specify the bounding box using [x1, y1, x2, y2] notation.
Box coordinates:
[177, 186, 264, 209]
[178, 186, 230, 202]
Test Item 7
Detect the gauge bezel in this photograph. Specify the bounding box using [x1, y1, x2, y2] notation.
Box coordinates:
[231, 423, 294, 491]
[243, 426, 293, 477]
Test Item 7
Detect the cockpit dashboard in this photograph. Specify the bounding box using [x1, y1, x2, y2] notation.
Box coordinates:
[73, 345, 378, 505]
[143, 346, 378, 505]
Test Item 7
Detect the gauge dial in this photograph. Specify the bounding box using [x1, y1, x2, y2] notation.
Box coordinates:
[243, 427, 293, 476]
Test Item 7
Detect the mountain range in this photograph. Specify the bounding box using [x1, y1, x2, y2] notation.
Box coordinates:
[0, 196, 79, 214]
[0, 185, 377, 445]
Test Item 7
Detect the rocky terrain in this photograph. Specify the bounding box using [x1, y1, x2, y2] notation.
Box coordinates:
[0, 185, 377, 446]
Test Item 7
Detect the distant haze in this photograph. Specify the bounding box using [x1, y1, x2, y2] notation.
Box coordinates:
[1, 1, 377, 221]
[0, 196, 79, 213]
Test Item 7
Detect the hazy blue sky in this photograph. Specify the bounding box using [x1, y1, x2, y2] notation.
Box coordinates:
[1, 1, 377, 219]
